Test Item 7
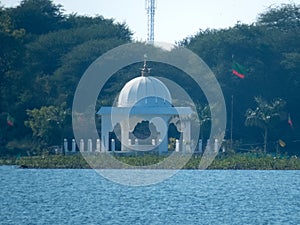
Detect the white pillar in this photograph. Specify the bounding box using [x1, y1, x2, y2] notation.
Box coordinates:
[96, 139, 101, 152]
[182, 120, 191, 152]
[101, 134, 108, 152]
[214, 139, 219, 153]
[88, 139, 93, 152]
[151, 116, 169, 154]
[157, 138, 162, 154]
[222, 145, 226, 153]
[206, 139, 211, 152]
[121, 121, 129, 151]
[72, 139, 76, 152]
[135, 139, 139, 145]
[128, 139, 132, 146]
[64, 138, 68, 153]
[222, 140, 226, 153]
[198, 139, 203, 154]
[111, 139, 115, 152]
[175, 139, 180, 152]
[101, 115, 111, 152]
[152, 139, 156, 146]
[80, 139, 84, 152]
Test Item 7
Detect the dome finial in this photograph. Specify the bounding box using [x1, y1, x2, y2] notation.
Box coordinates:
[141, 54, 151, 76]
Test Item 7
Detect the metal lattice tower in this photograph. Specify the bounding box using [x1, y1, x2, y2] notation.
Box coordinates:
[145, 0, 156, 43]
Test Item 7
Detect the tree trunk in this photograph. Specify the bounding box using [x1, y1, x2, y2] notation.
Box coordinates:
[264, 126, 268, 154]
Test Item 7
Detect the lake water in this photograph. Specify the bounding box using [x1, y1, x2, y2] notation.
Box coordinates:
[0, 166, 299, 225]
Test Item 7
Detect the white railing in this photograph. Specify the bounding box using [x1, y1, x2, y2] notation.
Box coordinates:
[62, 138, 223, 154]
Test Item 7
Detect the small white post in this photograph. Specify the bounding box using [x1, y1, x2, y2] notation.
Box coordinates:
[214, 139, 219, 153]
[222, 140, 226, 153]
[64, 138, 68, 153]
[175, 139, 180, 152]
[135, 139, 139, 145]
[111, 139, 115, 152]
[88, 139, 93, 152]
[96, 139, 101, 152]
[152, 139, 156, 146]
[80, 139, 84, 152]
[128, 139, 132, 145]
[206, 139, 211, 152]
[198, 139, 203, 154]
[72, 139, 76, 152]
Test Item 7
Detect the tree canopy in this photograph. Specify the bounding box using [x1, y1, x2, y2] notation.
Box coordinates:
[0, 0, 132, 155]
[181, 3, 300, 154]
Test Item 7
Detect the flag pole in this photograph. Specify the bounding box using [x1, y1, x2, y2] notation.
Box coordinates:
[230, 95, 234, 150]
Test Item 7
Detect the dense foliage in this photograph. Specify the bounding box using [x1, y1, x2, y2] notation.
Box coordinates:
[181, 3, 300, 155]
[0, 1, 299, 156]
[0, 0, 132, 155]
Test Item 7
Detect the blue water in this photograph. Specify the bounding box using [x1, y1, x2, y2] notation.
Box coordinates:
[0, 166, 299, 225]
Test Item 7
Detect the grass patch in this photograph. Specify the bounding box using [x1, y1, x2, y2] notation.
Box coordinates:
[1, 153, 299, 170]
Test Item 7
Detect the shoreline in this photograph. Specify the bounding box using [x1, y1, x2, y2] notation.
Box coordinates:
[1, 153, 299, 170]
[1, 165, 300, 171]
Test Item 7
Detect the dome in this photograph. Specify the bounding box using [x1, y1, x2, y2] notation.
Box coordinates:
[118, 76, 172, 107]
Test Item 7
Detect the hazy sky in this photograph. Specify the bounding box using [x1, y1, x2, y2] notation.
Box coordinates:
[1, 0, 297, 43]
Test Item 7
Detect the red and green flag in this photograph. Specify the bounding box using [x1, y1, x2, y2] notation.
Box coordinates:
[7, 114, 14, 126]
[232, 61, 246, 79]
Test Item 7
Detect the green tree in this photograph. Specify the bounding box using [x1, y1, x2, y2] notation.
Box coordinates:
[7, 0, 65, 35]
[257, 3, 300, 30]
[245, 97, 286, 153]
[181, 3, 300, 152]
[25, 104, 70, 150]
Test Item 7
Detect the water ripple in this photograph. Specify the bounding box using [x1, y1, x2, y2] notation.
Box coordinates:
[0, 167, 299, 225]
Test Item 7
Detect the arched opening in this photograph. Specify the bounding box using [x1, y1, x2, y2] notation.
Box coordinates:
[109, 123, 121, 151]
[132, 121, 151, 139]
[130, 121, 159, 145]
[168, 123, 182, 151]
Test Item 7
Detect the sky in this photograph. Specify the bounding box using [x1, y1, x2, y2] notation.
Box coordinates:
[1, 0, 298, 43]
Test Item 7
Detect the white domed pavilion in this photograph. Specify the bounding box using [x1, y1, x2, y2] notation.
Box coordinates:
[97, 61, 193, 154]
[117, 76, 172, 107]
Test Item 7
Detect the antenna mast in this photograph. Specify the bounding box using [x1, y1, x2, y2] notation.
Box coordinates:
[145, 0, 156, 43]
